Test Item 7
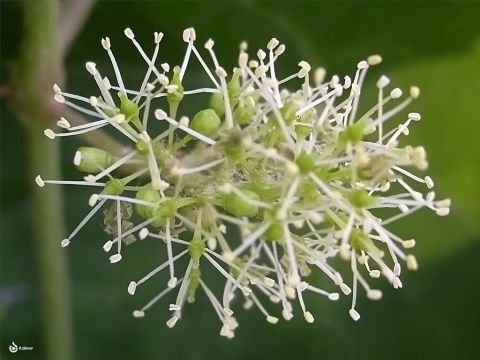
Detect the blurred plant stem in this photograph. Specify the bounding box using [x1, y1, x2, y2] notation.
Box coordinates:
[11, 0, 73, 358]
[8, 0, 105, 359]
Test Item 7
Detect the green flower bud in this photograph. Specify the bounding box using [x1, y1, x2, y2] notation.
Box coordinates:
[342, 119, 367, 144]
[190, 109, 221, 137]
[155, 199, 177, 219]
[265, 222, 284, 243]
[223, 190, 260, 217]
[281, 98, 301, 125]
[188, 237, 205, 269]
[347, 189, 377, 208]
[227, 69, 241, 106]
[74, 147, 116, 173]
[135, 187, 161, 219]
[167, 66, 184, 115]
[233, 103, 256, 126]
[102, 179, 124, 195]
[209, 92, 225, 117]
[135, 139, 149, 155]
[351, 229, 379, 254]
[119, 93, 142, 129]
[296, 153, 316, 174]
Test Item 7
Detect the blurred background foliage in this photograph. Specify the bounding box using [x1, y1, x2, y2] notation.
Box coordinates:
[1, 1, 479, 359]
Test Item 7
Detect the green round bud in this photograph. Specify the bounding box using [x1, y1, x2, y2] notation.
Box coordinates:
[296, 153, 316, 174]
[281, 98, 301, 125]
[351, 229, 378, 253]
[223, 190, 260, 217]
[233, 104, 255, 125]
[188, 237, 205, 269]
[265, 222, 284, 243]
[75, 147, 116, 173]
[347, 189, 377, 208]
[209, 92, 225, 117]
[134, 188, 161, 219]
[343, 121, 366, 144]
[190, 109, 221, 137]
[120, 94, 139, 119]
[227, 69, 241, 106]
[155, 199, 177, 219]
[102, 179, 124, 195]
[167, 66, 184, 106]
[135, 140, 149, 155]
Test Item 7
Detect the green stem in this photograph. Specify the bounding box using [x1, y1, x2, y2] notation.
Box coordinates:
[11, 0, 74, 359]
[28, 129, 73, 360]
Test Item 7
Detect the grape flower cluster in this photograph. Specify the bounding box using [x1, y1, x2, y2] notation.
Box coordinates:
[36, 27, 450, 338]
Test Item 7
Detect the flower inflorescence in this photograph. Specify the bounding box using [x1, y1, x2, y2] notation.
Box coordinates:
[37, 27, 450, 337]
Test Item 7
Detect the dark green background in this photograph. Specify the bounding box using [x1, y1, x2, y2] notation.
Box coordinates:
[1, 1, 480, 359]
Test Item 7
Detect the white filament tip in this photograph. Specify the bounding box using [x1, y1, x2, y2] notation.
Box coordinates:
[304, 311, 315, 323]
[239, 52, 248, 67]
[357, 60, 368, 69]
[83, 175, 95, 184]
[340, 283, 352, 295]
[88, 194, 99, 207]
[376, 75, 390, 89]
[314, 67, 326, 85]
[402, 239, 416, 249]
[57, 117, 71, 129]
[204, 38, 214, 50]
[266, 316, 279, 324]
[267, 37, 280, 50]
[406, 254, 418, 271]
[139, 228, 149, 240]
[390, 88, 403, 99]
[133, 310, 145, 318]
[127, 281, 137, 295]
[168, 277, 178, 289]
[436, 207, 450, 216]
[169, 304, 181, 311]
[367, 54, 382, 65]
[369, 270, 381, 278]
[182, 27, 196, 42]
[263, 277, 275, 287]
[54, 94, 65, 103]
[410, 86, 420, 99]
[274, 44, 286, 56]
[408, 112, 421, 121]
[328, 293, 340, 301]
[393, 277, 403, 289]
[73, 151, 82, 166]
[282, 308, 293, 321]
[155, 109, 168, 120]
[61, 239, 70, 247]
[424, 176, 434, 189]
[85, 62, 97, 75]
[52, 83, 62, 94]
[101, 37, 111, 50]
[109, 254, 122, 263]
[367, 289, 383, 300]
[44, 129, 56, 139]
[35, 175, 45, 187]
[349, 309, 361, 321]
[124, 28, 135, 39]
[166, 315, 179, 328]
[215, 67, 227, 78]
[154, 32, 164, 44]
[103, 241, 113, 252]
